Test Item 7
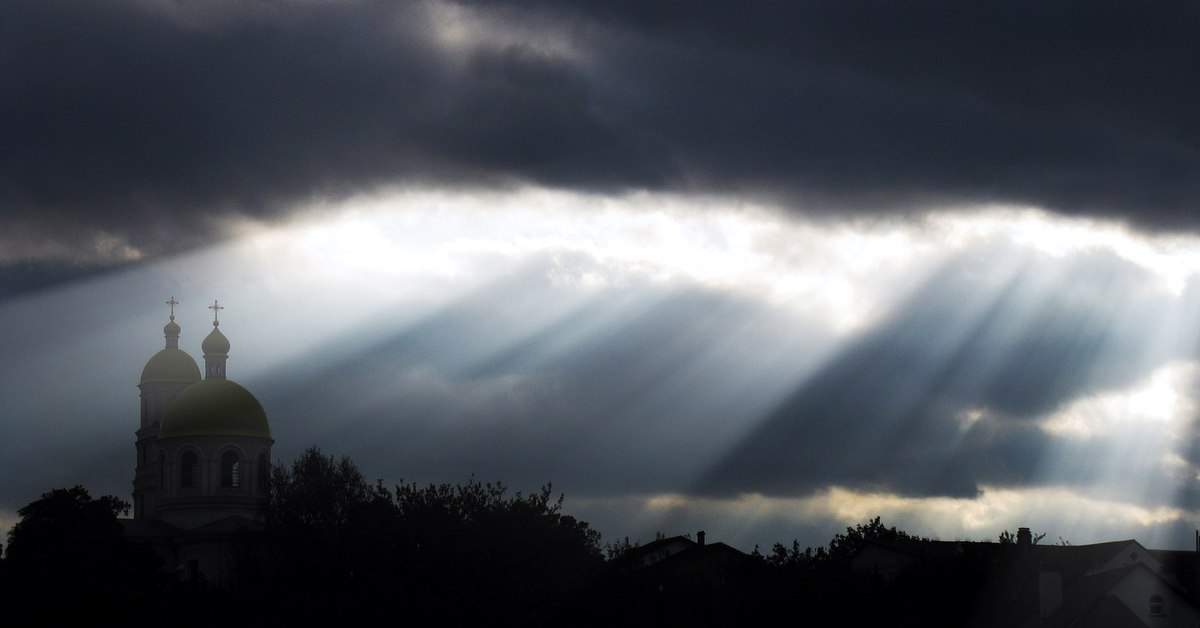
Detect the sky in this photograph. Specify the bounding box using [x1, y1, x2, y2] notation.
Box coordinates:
[4, 0, 1200, 553]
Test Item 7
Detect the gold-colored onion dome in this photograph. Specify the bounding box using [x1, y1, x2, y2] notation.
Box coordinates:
[140, 349, 201, 385]
[159, 378, 271, 439]
[202, 323, 231, 355]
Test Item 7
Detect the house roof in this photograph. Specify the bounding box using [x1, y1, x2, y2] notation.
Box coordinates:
[850, 536, 1195, 627]
[610, 535, 697, 570]
[1073, 594, 1150, 628]
[1039, 563, 1165, 628]
[854, 538, 1154, 581]
[1029, 540, 1145, 575]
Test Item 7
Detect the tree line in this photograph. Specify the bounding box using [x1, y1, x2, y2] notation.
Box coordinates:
[0, 447, 1055, 626]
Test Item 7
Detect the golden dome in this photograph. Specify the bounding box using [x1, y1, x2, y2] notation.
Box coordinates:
[202, 323, 230, 355]
[140, 349, 202, 385]
[159, 378, 271, 439]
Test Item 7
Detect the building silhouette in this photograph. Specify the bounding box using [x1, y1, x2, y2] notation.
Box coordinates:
[851, 530, 1200, 627]
[123, 298, 273, 583]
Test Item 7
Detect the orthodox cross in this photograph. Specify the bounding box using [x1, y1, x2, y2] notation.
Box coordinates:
[209, 299, 224, 323]
[166, 296, 179, 320]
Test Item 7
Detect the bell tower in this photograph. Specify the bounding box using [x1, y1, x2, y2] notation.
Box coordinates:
[134, 297, 201, 519]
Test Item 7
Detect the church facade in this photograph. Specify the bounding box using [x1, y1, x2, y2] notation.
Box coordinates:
[124, 298, 273, 583]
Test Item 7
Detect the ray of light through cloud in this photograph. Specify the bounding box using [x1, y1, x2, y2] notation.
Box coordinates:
[208, 191, 1200, 548]
[8, 188, 1200, 550]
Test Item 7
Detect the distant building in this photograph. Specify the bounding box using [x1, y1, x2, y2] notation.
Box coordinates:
[613, 534, 700, 572]
[608, 531, 767, 623]
[852, 527, 1200, 627]
[123, 299, 273, 584]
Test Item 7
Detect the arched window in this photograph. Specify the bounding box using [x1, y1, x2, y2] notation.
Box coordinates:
[1149, 594, 1166, 616]
[180, 451, 198, 488]
[221, 451, 240, 488]
[257, 452, 269, 492]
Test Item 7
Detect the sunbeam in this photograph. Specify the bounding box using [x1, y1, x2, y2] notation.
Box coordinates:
[8, 189, 1200, 553]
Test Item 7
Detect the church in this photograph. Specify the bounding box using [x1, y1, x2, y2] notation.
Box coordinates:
[122, 298, 273, 583]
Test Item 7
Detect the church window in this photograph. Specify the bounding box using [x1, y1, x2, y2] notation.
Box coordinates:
[1149, 594, 1166, 616]
[181, 451, 198, 488]
[221, 451, 240, 488]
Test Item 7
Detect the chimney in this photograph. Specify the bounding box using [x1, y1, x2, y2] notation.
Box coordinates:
[697, 531, 706, 547]
[1018, 527, 1033, 546]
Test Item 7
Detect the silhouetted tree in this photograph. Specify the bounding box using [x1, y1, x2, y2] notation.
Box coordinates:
[827, 515, 928, 561]
[261, 446, 385, 534]
[765, 515, 927, 569]
[7, 486, 129, 565]
[237, 447, 604, 626]
[5, 486, 165, 625]
[752, 517, 951, 626]
[604, 536, 640, 560]
[234, 447, 391, 623]
[392, 478, 603, 624]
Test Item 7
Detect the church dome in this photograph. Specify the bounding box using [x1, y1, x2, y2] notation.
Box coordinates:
[140, 349, 202, 385]
[164, 319, 182, 337]
[159, 378, 271, 439]
[202, 324, 230, 355]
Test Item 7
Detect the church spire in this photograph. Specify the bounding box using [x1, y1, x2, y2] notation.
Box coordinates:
[163, 296, 181, 349]
[202, 300, 231, 379]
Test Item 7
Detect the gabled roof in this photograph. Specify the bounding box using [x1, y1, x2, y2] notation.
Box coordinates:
[649, 542, 751, 570]
[854, 538, 1157, 581]
[1071, 593, 1149, 628]
[843, 536, 1198, 627]
[1029, 540, 1151, 576]
[635, 535, 695, 553]
[610, 535, 696, 571]
[1147, 548, 1200, 599]
[1039, 562, 1172, 628]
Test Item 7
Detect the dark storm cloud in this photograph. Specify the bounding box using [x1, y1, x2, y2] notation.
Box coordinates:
[698, 246, 1200, 503]
[0, 261, 117, 298]
[532, 0, 1200, 221]
[4, 0, 1200, 262]
[1, 0, 666, 259]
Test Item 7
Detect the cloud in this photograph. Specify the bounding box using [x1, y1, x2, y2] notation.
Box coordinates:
[7, 198, 1200, 553]
[5, 0, 1200, 265]
[570, 484, 1200, 552]
[699, 243, 1200, 502]
[260, 276, 831, 495]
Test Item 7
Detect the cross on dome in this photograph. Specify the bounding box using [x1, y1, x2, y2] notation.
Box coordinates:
[166, 296, 179, 320]
[209, 300, 224, 326]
